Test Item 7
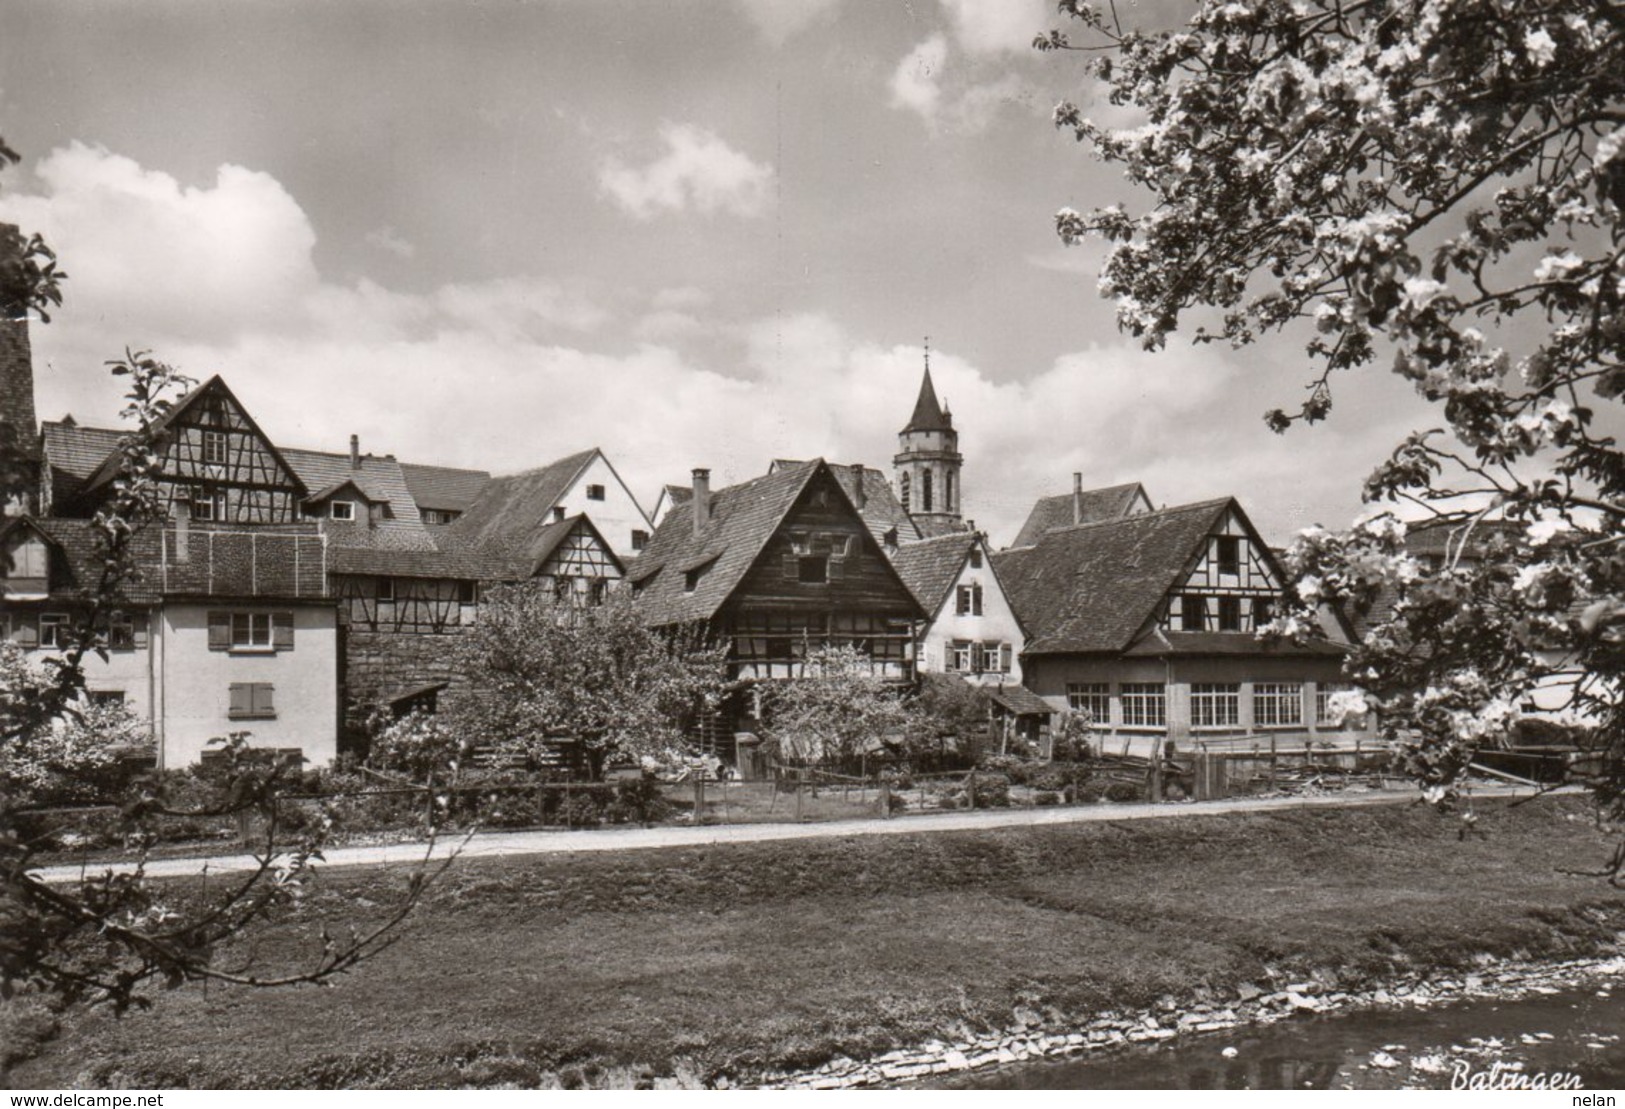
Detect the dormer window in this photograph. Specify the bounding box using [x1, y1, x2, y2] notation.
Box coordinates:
[330, 501, 355, 521]
[1, 530, 51, 597]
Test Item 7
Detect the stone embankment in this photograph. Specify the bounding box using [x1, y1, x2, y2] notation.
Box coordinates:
[753, 951, 1625, 1090]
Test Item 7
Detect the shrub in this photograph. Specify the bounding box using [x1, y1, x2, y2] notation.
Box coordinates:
[609, 776, 671, 825]
[886, 791, 909, 814]
[368, 712, 468, 781]
[968, 771, 1011, 809]
[1034, 790, 1062, 807]
[1072, 781, 1106, 804]
[1104, 781, 1144, 803]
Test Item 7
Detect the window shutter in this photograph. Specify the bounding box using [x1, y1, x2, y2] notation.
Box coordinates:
[253, 683, 276, 717]
[781, 552, 799, 580]
[15, 617, 37, 649]
[208, 611, 231, 650]
[133, 613, 150, 650]
[956, 587, 969, 616]
[973, 584, 983, 616]
[228, 682, 250, 717]
[1000, 643, 1012, 672]
[272, 612, 294, 651]
[828, 555, 846, 581]
[944, 643, 959, 672]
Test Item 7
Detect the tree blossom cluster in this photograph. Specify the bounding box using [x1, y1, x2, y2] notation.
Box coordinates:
[1042, 0, 1625, 858]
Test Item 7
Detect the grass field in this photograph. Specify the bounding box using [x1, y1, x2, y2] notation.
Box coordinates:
[7, 796, 1625, 1088]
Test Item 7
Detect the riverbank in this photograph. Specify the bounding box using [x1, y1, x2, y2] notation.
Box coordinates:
[6, 795, 1625, 1088]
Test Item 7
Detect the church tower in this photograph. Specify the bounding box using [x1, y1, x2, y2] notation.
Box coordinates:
[893, 347, 963, 537]
[0, 223, 41, 517]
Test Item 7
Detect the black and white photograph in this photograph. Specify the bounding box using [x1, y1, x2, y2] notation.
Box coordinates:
[2, 0, 1624, 1097]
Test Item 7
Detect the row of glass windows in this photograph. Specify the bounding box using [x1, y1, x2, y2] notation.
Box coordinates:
[1066, 681, 1359, 729]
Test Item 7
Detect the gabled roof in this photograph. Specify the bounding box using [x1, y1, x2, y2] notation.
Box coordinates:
[902, 366, 952, 434]
[632, 459, 923, 628]
[449, 447, 601, 549]
[767, 460, 921, 546]
[992, 498, 1234, 656]
[399, 462, 492, 513]
[889, 531, 978, 615]
[304, 478, 389, 506]
[1009, 482, 1152, 549]
[432, 512, 623, 581]
[41, 421, 124, 479]
[83, 376, 307, 498]
[27, 517, 161, 604]
[279, 447, 435, 553]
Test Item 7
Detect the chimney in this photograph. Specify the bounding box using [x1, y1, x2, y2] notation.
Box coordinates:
[691, 468, 711, 536]
[1072, 472, 1083, 526]
[349, 434, 361, 470]
[850, 464, 867, 511]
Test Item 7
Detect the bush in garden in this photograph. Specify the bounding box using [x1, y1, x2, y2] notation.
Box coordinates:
[886, 791, 909, 814]
[968, 771, 1011, 809]
[557, 791, 606, 828]
[1072, 781, 1106, 804]
[367, 711, 469, 781]
[608, 776, 671, 825]
[1034, 791, 1062, 807]
[1104, 781, 1144, 803]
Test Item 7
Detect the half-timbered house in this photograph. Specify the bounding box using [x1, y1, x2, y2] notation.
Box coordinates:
[632, 460, 925, 742]
[452, 447, 654, 561]
[993, 497, 1364, 755]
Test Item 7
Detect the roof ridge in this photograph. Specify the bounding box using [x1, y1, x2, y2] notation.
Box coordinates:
[1038, 496, 1230, 537]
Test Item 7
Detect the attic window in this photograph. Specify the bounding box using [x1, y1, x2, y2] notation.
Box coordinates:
[330, 501, 355, 521]
[202, 430, 228, 465]
[586, 484, 606, 501]
[1215, 535, 1240, 575]
[797, 556, 828, 584]
[684, 566, 706, 592]
[554, 507, 567, 522]
[1217, 595, 1242, 631]
[968, 547, 982, 569]
[631, 530, 649, 551]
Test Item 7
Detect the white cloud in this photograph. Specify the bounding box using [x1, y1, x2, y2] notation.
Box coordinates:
[938, 0, 1050, 55]
[889, 36, 948, 121]
[365, 225, 415, 259]
[2, 143, 1419, 546]
[888, 37, 1035, 134]
[734, 0, 841, 44]
[598, 124, 773, 220]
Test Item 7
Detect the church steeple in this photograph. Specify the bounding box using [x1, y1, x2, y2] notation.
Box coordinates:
[903, 350, 953, 434]
[893, 339, 964, 538]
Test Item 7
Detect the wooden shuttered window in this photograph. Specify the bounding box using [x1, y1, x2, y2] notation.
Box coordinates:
[228, 682, 276, 719]
[272, 612, 294, 651]
[11, 616, 38, 649]
[208, 611, 231, 650]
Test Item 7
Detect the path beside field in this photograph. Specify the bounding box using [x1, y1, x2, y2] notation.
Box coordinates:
[32, 781, 1548, 883]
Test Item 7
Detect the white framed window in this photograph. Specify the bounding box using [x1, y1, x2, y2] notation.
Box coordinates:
[330, 500, 356, 521]
[956, 583, 983, 616]
[586, 484, 606, 501]
[1067, 682, 1111, 722]
[1316, 683, 1367, 727]
[1253, 682, 1303, 727]
[631, 530, 649, 551]
[1120, 683, 1166, 728]
[377, 577, 396, 603]
[209, 611, 294, 653]
[39, 612, 70, 650]
[201, 429, 228, 466]
[108, 611, 138, 650]
[984, 641, 1011, 673]
[1191, 683, 1241, 728]
[458, 580, 479, 606]
[191, 485, 227, 521]
[1180, 594, 1205, 631]
[945, 640, 974, 672]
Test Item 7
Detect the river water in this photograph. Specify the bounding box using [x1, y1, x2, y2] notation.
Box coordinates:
[929, 985, 1625, 1090]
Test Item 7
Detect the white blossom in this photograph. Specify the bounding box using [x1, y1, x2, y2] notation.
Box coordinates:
[1533, 251, 1584, 282]
[1523, 27, 1557, 66]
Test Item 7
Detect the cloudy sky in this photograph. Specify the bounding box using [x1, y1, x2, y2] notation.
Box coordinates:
[0, 0, 1439, 546]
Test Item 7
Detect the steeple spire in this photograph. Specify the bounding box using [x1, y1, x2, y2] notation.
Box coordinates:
[902, 339, 952, 434]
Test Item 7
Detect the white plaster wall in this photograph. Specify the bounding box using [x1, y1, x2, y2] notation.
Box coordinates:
[157, 603, 339, 768]
[553, 452, 653, 561]
[918, 549, 1025, 686]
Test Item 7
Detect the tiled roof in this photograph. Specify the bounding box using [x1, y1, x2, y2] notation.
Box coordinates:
[24, 518, 327, 603]
[662, 483, 692, 507]
[449, 448, 599, 553]
[1122, 629, 1345, 658]
[280, 447, 437, 553]
[399, 462, 492, 513]
[1010, 482, 1151, 549]
[902, 367, 952, 434]
[633, 459, 910, 627]
[889, 531, 976, 614]
[986, 683, 1056, 717]
[771, 460, 921, 546]
[992, 499, 1232, 656]
[41, 421, 124, 478]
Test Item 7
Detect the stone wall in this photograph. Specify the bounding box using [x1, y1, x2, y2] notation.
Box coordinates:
[341, 624, 472, 734]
